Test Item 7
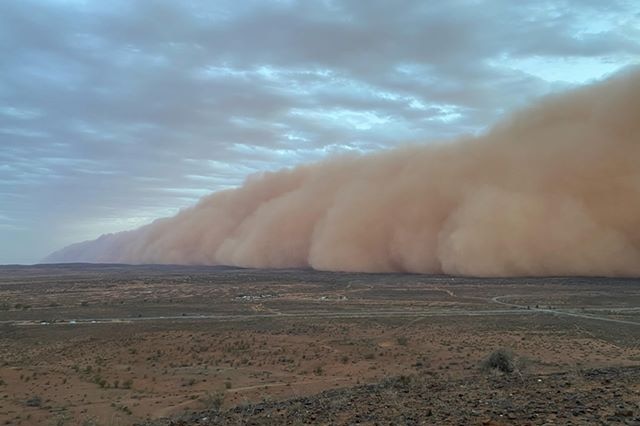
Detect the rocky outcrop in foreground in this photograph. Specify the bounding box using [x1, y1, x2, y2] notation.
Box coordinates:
[141, 366, 640, 425]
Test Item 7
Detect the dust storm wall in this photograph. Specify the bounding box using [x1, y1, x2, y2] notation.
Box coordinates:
[47, 68, 640, 277]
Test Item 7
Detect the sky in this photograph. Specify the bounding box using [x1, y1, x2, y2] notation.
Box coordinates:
[1, 0, 639, 264]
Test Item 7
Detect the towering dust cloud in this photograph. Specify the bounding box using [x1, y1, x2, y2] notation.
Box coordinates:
[48, 69, 640, 276]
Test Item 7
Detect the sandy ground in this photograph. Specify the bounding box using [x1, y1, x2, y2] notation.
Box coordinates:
[0, 264, 639, 425]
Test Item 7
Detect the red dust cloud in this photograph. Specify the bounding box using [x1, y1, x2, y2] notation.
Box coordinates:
[48, 68, 640, 277]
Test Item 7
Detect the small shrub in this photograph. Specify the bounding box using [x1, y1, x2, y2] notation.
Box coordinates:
[482, 349, 515, 374]
[200, 391, 225, 411]
[25, 395, 41, 407]
[397, 375, 412, 386]
[93, 375, 107, 388]
[396, 336, 408, 346]
[53, 414, 69, 426]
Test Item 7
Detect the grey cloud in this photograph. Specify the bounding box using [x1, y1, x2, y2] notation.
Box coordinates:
[0, 0, 638, 263]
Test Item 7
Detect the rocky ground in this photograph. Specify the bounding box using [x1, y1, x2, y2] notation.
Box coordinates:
[144, 366, 640, 426]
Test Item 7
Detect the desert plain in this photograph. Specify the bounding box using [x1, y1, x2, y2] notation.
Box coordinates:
[0, 264, 639, 425]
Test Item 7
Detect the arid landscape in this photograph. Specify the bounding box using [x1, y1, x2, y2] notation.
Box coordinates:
[3, 0, 640, 424]
[0, 264, 639, 425]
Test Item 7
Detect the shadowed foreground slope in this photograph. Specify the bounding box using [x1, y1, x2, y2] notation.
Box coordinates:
[142, 367, 640, 426]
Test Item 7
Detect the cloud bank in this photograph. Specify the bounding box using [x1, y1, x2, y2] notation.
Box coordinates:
[47, 68, 640, 276]
[3, 0, 640, 264]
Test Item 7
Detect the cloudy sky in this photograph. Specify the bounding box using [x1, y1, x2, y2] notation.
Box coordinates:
[1, 0, 639, 264]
